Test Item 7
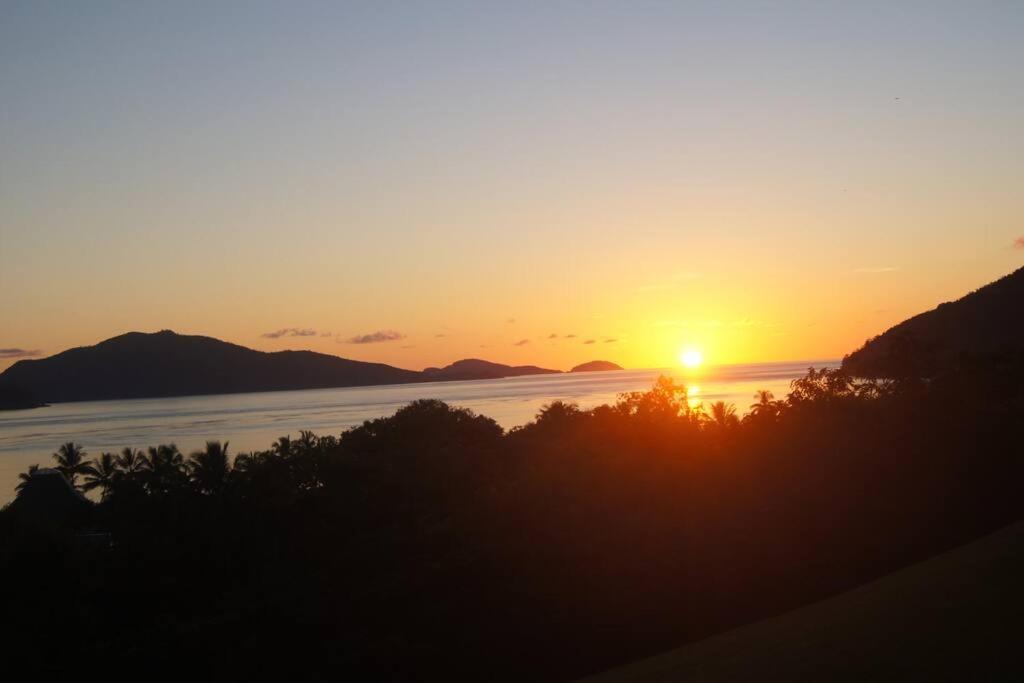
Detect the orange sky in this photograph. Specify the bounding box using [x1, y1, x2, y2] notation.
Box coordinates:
[2, 3, 1022, 372]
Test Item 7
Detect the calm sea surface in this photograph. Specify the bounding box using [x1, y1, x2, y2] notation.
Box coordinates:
[0, 360, 837, 503]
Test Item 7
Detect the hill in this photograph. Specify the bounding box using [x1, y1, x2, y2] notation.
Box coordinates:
[0, 382, 46, 410]
[0, 331, 574, 404]
[570, 360, 623, 373]
[421, 358, 560, 381]
[586, 519, 1024, 682]
[0, 330, 423, 403]
[843, 266, 1024, 377]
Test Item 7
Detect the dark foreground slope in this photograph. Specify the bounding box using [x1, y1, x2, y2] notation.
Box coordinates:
[0, 330, 422, 403]
[844, 266, 1024, 377]
[587, 519, 1024, 682]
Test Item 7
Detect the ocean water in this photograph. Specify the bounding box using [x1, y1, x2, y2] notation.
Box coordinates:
[0, 359, 837, 503]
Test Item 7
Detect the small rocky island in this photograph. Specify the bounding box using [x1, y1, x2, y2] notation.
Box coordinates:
[569, 360, 623, 373]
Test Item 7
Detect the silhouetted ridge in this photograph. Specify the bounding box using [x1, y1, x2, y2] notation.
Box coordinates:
[0, 330, 422, 403]
[843, 266, 1024, 377]
[0, 332, 578, 404]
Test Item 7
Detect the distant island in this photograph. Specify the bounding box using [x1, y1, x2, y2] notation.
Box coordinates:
[0, 330, 623, 406]
[422, 358, 560, 381]
[570, 360, 623, 373]
[843, 265, 1024, 378]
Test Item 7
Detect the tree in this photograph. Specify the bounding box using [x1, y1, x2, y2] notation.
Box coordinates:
[142, 444, 186, 495]
[115, 447, 147, 475]
[53, 442, 89, 488]
[188, 440, 231, 495]
[16, 464, 40, 492]
[82, 452, 119, 500]
[748, 390, 779, 422]
[708, 401, 739, 430]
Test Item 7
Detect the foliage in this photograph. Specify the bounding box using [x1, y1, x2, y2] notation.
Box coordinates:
[4, 365, 1024, 681]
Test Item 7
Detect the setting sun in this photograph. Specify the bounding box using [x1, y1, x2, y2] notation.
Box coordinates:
[680, 349, 704, 369]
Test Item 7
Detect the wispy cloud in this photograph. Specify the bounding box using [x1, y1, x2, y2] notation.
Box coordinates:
[320, 331, 332, 337]
[435, 333, 447, 338]
[564, 333, 577, 338]
[583, 339, 596, 345]
[853, 266, 899, 274]
[1014, 237, 1024, 249]
[262, 328, 317, 339]
[604, 338, 618, 343]
[0, 348, 41, 359]
[548, 333, 558, 339]
[344, 330, 406, 344]
[506, 317, 516, 324]
[514, 339, 530, 346]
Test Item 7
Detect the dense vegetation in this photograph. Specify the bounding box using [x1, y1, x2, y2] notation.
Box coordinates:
[3, 363, 1023, 681]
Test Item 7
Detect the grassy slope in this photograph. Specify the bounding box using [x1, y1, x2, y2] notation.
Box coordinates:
[585, 520, 1024, 682]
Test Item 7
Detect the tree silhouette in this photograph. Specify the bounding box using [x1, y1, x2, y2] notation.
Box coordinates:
[52, 442, 88, 488]
[82, 452, 119, 500]
[115, 447, 146, 475]
[188, 440, 231, 495]
[142, 444, 186, 495]
[15, 464, 40, 492]
[708, 400, 739, 429]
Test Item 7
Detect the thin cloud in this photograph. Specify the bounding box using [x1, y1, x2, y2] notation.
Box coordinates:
[434, 333, 447, 338]
[1014, 237, 1024, 249]
[564, 334, 577, 338]
[262, 328, 317, 339]
[506, 317, 516, 324]
[583, 339, 596, 345]
[344, 330, 406, 344]
[320, 331, 332, 337]
[604, 338, 618, 343]
[0, 348, 41, 359]
[548, 333, 558, 339]
[514, 339, 530, 346]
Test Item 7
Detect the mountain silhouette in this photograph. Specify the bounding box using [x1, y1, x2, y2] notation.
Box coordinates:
[843, 266, 1024, 377]
[0, 331, 575, 404]
[570, 360, 623, 372]
[421, 358, 559, 381]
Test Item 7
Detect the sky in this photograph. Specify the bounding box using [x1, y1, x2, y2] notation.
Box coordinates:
[2, 1, 1022, 372]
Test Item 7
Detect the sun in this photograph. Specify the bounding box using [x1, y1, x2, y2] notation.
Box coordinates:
[679, 348, 703, 369]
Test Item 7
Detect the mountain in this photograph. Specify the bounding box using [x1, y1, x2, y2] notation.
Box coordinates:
[0, 383, 46, 410]
[843, 266, 1024, 377]
[0, 330, 422, 403]
[421, 358, 560, 381]
[0, 331, 573, 404]
[570, 360, 623, 373]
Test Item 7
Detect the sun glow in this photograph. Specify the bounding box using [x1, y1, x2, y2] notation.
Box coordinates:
[680, 348, 703, 369]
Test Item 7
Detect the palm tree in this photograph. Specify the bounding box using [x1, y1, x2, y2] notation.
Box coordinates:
[749, 390, 777, 419]
[188, 440, 231, 494]
[16, 464, 40, 492]
[142, 444, 186, 494]
[53, 442, 89, 488]
[115, 447, 146, 475]
[272, 435, 293, 459]
[708, 401, 739, 430]
[82, 452, 119, 500]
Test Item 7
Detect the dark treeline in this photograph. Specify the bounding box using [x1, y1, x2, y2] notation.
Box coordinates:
[3, 361, 1024, 681]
